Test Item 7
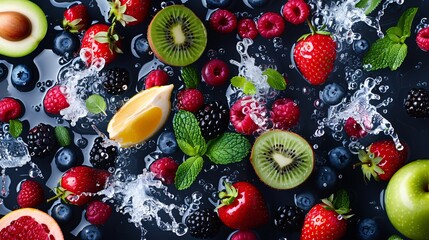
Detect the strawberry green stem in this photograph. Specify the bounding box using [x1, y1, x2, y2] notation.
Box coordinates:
[306, 19, 317, 35]
[216, 182, 238, 210]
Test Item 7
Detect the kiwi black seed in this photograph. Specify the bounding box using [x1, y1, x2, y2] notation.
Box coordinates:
[250, 130, 314, 189]
[147, 5, 207, 67]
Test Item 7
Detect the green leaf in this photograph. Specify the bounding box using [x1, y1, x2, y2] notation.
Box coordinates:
[55, 126, 71, 147]
[263, 68, 286, 90]
[363, 37, 393, 71]
[333, 189, 350, 210]
[389, 43, 407, 71]
[9, 119, 22, 138]
[396, 7, 418, 38]
[386, 26, 402, 43]
[175, 156, 203, 190]
[85, 94, 107, 115]
[206, 133, 251, 165]
[231, 76, 257, 95]
[173, 110, 207, 156]
[355, 0, 382, 15]
[181, 66, 200, 89]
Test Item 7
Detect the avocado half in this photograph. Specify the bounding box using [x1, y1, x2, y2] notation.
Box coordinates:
[0, 0, 48, 57]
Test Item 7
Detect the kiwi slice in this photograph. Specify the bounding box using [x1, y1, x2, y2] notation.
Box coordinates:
[250, 130, 314, 189]
[148, 5, 207, 67]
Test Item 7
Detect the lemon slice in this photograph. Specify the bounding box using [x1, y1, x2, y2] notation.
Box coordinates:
[107, 84, 174, 148]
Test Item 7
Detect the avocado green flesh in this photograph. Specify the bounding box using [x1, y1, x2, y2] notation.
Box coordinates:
[0, 0, 48, 57]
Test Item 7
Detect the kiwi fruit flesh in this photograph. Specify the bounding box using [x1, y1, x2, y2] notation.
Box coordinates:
[250, 130, 314, 189]
[148, 5, 207, 67]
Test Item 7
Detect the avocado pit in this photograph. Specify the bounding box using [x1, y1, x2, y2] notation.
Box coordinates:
[0, 11, 32, 41]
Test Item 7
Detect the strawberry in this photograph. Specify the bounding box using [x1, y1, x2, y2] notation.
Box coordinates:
[270, 98, 300, 130]
[52, 166, 110, 206]
[86, 200, 112, 225]
[293, 22, 337, 85]
[301, 190, 352, 240]
[17, 180, 45, 208]
[62, 4, 90, 33]
[109, 0, 151, 27]
[0, 97, 23, 122]
[176, 89, 204, 113]
[145, 69, 169, 89]
[344, 117, 367, 139]
[43, 86, 70, 115]
[230, 97, 264, 135]
[357, 140, 408, 181]
[80, 24, 122, 66]
[149, 157, 179, 184]
[217, 182, 269, 230]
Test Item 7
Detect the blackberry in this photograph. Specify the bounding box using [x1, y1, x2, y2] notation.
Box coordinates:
[404, 88, 429, 118]
[27, 123, 59, 157]
[274, 205, 305, 233]
[185, 208, 221, 238]
[89, 137, 118, 170]
[101, 68, 130, 95]
[196, 101, 229, 139]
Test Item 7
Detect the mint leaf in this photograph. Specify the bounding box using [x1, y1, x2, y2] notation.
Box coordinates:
[355, 0, 381, 15]
[9, 119, 22, 138]
[263, 68, 286, 90]
[386, 26, 402, 43]
[397, 7, 418, 38]
[175, 156, 203, 190]
[231, 76, 256, 95]
[85, 94, 107, 115]
[181, 66, 200, 89]
[389, 43, 407, 70]
[173, 110, 207, 156]
[206, 133, 251, 165]
[333, 189, 350, 209]
[55, 126, 71, 147]
[363, 37, 393, 70]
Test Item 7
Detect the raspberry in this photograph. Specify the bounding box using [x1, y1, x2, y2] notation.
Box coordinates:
[43, 86, 70, 115]
[210, 9, 237, 34]
[17, 180, 45, 208]
[149, 157, 179, 184]
[230, 97, 264, 135]
[86, 200, 112, 225]
[344, 117, 367, 139]
[404, 88, 429, 118]
[238, 19, 258, 39]
[416, 27, 429, 52]
[101, 68, 130, 95]
[202, 59, 230, 87]
[282, 0, 310, 25]
[257, 12, 285, 38]
[270, 98, 300, 130]
[0, 97, 23, 122]
[145, 69, 169, 89]
[177, 88, 204, 112]
[27, 123, 59, 157]
[196, 101, 229, 139]
[230, 230, 258, 240]
[89, 137, 118, 170]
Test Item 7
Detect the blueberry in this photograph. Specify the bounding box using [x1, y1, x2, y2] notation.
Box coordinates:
[353, 39, 370, 55]
[315, 166, 337, 190]
[52, 203, 72, 223]
[204, 0, 232, 9]
[54, 147, 83, 172]
[80, 225, 102, 240]
[320, 83, 346, 105]
[53, 31, 80, 57]
[358, 218, 380, 240]
[157, 131, 178, 154]
[11, 64, 33, 91]
[294, 192, 316, 211]
[244, 0, 269, 8]
[132, 35, 149, 57]
[328, 146, 352, 170]
[0, 63, 8, 82]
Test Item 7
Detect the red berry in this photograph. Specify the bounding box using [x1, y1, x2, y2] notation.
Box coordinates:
[145, 69, 169, 89]
[17, 180, 45, 208]
[282, 0, 310, 25]
[149, 157, 179, 184]
[344, 117, 367, 139]
[270, 98, 300, 130]
[63, 4, 90, 32]
[210, 9, 237, 34]
[43, 86, 70, 115]
[230, 230, 258, 240]
[257, 12, 285, 38]
[416, 27, 429, 52]
[0, 97, 23, 122]
[177, 89, 204, 112]
[230, 97, 263, 135]
[202, 59, 230, 87]
[237, 19, 258, 39]
[86, 200, 112, 225]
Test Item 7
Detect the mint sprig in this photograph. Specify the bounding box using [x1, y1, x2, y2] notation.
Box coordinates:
[9, 119, 23, 138]
[263, 68, 287, 90]
[363, 7, 418, 71]
[231, 76, 256, 95]
[85, 94, 107, 115]
[181, 66, 200, 89]
[173, 110, 251, 190]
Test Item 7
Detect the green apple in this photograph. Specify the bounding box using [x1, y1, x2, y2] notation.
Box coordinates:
[385, 160, 429, 240]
